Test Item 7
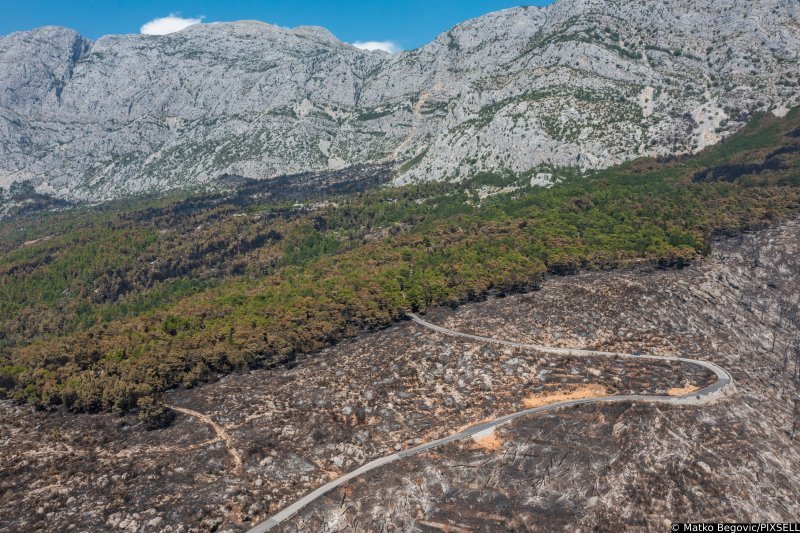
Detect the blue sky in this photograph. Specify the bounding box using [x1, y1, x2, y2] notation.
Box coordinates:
[0, 1, 553, 50]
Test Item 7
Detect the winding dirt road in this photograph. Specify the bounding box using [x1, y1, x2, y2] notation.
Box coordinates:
[247, 313, 734, 532]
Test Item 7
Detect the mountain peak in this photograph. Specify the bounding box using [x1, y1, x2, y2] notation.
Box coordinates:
[291, 25, 341, 43]
[5, 25, 86, 41]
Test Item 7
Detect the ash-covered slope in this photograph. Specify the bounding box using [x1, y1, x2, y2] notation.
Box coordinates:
[1, 0, 798, 200]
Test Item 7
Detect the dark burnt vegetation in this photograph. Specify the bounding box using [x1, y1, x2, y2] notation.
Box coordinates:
[1, 110, 800, 418]
[691, 124, 800, 183]
[0, 179, 72, 218]
[218, 163, 394, 204]
[691, 158, 785, 183]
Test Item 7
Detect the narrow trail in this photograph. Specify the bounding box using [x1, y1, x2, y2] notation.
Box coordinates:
[247, 313, 734, 532]
[167, 405, 243, 475]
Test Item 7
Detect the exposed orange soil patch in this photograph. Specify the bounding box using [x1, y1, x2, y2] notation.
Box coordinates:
[521, 384, 608, 409]
[471, 427, 503, 451]
[667, 385, 699, 396]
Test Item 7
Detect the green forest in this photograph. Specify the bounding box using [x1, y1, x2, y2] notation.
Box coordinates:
[1, 108, 799, 424]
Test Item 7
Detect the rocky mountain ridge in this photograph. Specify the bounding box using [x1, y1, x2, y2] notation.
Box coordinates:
[1, 0, 798, 201]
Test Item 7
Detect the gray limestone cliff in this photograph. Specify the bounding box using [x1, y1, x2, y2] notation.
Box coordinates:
[1, 0, 798, 200]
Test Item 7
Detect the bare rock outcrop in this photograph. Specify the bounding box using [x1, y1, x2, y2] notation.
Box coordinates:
[1, 0, 798, 200]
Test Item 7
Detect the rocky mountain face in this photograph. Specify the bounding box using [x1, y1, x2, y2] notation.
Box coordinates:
[1, 0, 798, 201]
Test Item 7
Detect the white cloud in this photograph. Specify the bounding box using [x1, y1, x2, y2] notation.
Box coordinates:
[140, 14, 204, 35]
[352, 40, 401, 54]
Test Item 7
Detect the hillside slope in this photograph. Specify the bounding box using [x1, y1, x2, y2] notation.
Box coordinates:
[1, 217, 797, 532]
[0, 0, 798, 200]
[1, 107, 799, 416]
